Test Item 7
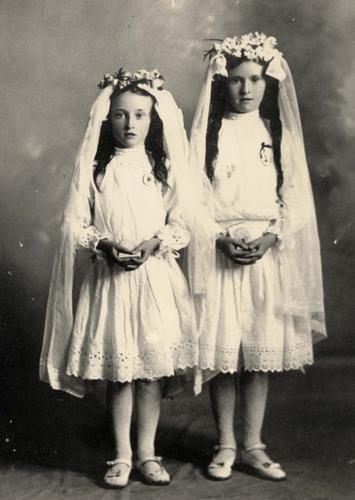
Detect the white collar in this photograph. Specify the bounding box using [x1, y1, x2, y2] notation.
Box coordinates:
[224, 109, 260, 122]
[114, 143, 147, 158]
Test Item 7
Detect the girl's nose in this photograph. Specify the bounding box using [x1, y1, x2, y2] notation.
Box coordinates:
[241, 80, 251, 95]
[125, 115, 135, 129]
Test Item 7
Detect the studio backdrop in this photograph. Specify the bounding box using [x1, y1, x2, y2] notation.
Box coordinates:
[1, 0, 355, 396]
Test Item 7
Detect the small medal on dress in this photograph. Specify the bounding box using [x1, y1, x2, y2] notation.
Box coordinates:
[142, 172, 154, 185]
[259, 142, 273, 166]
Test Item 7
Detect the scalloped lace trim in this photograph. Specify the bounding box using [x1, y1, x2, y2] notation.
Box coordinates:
[67, 340, 197, 382]
[78, 225, 102, 249]
[199, 340, 314, 372]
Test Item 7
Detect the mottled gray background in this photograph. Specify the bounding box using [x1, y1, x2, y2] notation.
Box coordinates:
[1, 2, 355, 498]
[1, 0, 355, 379]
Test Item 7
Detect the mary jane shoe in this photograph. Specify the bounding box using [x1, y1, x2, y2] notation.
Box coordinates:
[104, 457, 132, 488]
[240, 447, 286, 481]
[207, 446, 236, 481]
[136, 456, 171, 485]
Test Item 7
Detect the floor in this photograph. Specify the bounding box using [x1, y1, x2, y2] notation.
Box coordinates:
[1, 357, 355, 500]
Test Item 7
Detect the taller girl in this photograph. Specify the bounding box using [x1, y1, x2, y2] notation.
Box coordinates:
[40, 69, 197, 487]
[189, 33, 326, 480]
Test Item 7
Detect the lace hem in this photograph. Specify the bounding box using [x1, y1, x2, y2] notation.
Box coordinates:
[67, 340, 197, 382]
[199, 340, 314, 373]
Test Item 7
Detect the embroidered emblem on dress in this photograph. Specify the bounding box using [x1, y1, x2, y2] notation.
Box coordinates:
[259, 142, 273, 166]
[226, 164, 236, 178]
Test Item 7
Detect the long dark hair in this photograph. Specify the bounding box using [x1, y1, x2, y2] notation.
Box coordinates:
[93, 83, 168, 189]
[205, 55, 283, 198]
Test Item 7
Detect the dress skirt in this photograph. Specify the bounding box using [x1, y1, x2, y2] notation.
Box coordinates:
[198, 220, 314, 375]
[66, 252, 197, 383]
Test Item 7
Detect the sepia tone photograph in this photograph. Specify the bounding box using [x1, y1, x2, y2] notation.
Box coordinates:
[0, 0, 355, 498]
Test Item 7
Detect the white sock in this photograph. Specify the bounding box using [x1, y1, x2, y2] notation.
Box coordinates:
[136, 380, 161, 460]
[209, 373, 237, 449]
[108, 382, 133, 459]
[240, 371, 268, 451]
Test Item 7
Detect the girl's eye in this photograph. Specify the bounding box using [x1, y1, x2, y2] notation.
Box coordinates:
[113, 112, 124, 119]
[251, 76, 263, 83]
[136, 112, 146, 119]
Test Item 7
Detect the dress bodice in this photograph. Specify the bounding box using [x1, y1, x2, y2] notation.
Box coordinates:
[93, 145, 167, 246]
[213, 110, 279, 222]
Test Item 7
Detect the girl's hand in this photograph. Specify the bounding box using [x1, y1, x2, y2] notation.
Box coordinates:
[126, 238, 160, 271]
[244, 233, 278, 261]
[96, 239, 136, 269]
[216, 235, 255, 265]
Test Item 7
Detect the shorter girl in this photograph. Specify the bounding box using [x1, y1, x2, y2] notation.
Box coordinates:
[189, 33, 326, 481]
[40, 68, 197, 487]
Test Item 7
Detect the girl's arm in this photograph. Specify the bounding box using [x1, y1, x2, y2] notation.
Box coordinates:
[154, 166, 190, 255]
[76, 183, 134, 266]
[245, 203, 284, 260]
[75, 182, 107, 253]
[263, 204, 284, 245]
[78, 224, 104, 251]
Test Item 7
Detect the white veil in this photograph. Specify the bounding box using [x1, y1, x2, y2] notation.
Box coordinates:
[40, 77, 190, 397]
[188, 55, 326, 339]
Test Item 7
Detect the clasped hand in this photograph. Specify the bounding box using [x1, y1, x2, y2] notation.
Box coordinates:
[216, 233, 277, 265]
[96, 238, 160, 271]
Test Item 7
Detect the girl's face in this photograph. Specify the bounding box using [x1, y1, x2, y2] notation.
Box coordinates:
[110, 90, 153, 148]
[226, 61, 266, 114]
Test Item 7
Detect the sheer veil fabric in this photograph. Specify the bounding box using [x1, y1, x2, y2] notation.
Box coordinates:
[40, 83, 190, 397]
[188, 56, 326, 340]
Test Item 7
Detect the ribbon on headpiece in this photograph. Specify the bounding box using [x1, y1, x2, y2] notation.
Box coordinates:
[209, 52, 286, 81]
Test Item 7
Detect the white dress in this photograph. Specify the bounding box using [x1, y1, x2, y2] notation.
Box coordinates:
[199, 110, 314, 375]
[66, 145, 197, 382]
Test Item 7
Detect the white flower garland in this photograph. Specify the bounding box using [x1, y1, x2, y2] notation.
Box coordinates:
[210, 32, 283, 63]
[98, 67, 164, 90]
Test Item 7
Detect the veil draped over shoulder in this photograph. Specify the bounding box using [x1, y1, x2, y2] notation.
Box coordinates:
[40, 82, 190, 397]
[188, 56, 326, 339]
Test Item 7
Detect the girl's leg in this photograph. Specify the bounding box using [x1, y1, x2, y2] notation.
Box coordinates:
[104, 382, 133, 486]
[108, 381, 133, 459]
[209, 373, 237, 462]
[135, 379, 162, 473]
[135, 379, 170, 484]
[239, 370, 268, 450]
[239, 371, 286, 479]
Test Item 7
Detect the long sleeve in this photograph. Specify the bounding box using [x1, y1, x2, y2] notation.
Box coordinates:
[155, 167, 190, 255]
[264, 200, 284, 249]
[77, 224, 103, 250]
[75, 182, 107, 251]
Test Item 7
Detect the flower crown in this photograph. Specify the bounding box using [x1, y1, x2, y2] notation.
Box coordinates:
[206, 32, 282, 63]
[98, 68, 164, 90]
[205, 32, 286, 81]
